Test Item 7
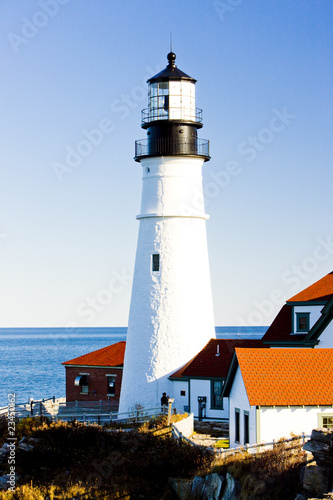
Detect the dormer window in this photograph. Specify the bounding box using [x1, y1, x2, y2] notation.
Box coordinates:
[296, 313, 310, 333]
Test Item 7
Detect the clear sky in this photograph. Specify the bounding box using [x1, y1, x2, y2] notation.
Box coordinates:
[1, 0, 332, 328]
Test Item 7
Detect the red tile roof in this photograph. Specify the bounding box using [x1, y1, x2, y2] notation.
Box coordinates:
[170, 339, 267, 379]
[62, 341, 125, 367]
[287, 271, 333, 302]
[261, 304, 307, 343]
[235, 348, 333, 406]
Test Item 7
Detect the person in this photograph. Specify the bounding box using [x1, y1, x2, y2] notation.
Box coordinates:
[161, 392, 168, 407]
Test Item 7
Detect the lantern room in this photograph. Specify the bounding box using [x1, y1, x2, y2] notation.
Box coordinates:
[142, 52, 199, 125]
[135, 52, 210, 161]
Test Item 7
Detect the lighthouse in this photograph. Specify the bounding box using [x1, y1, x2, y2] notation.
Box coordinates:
[118, 52, 216, 413]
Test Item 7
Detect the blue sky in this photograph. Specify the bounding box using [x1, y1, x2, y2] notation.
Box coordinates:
[1, 0, 332, 328]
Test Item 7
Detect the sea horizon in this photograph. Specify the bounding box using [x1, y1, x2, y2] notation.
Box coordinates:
[0, 326, 267, 407]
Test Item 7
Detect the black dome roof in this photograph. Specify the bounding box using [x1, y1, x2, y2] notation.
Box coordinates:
[148, 52, 196, 83]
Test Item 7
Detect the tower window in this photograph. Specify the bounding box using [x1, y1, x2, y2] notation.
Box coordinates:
[152, 254, 160, 272]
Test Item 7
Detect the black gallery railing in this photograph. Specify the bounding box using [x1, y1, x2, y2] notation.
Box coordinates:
[135, 137, 210, 159]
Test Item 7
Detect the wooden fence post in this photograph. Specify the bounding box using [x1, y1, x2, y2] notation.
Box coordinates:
[167, 399, 174, 427]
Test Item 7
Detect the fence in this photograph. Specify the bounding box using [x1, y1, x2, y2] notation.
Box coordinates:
[216, 433, 311, 458]
[171, 425, 311, 458]
[0, 397, 173, 425]
[0, 397, 64, 420]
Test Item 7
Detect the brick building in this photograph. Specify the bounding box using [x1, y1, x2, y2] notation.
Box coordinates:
[62, 341, 125, 410]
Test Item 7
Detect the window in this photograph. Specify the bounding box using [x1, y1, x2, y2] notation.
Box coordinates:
[152, 254, 160, 272]
[235, 409, 240, 443]
[244, 411, 249, 444]
[180, 390, 186, 396]
[211, 380, 224, 409]
[107, 376, 116, 396]
[320, 416, 333, 429]
[296, 313, 310, 332]
[81, 384, 89, 394]
[74, 375, 89, 394]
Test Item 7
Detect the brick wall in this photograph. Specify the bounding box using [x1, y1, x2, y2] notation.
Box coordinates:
[65, 366, 123, 409]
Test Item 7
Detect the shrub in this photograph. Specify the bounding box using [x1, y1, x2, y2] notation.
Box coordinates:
[5, 420, 213, 499]
[213, 438, 307, 500]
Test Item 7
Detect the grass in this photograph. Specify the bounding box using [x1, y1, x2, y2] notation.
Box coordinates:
[0, 416, 213, 500]
[0, 418, 307, 500]
[211, 437, 307, 500]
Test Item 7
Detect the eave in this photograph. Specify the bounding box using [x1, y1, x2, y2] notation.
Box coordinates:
[263, 340, 318, 347]
[63, 364, 123, 369]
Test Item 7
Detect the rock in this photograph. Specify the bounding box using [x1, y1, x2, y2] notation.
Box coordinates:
[0, 443, 10, 459]
[0, 476, 9, 490]
[295, 494, 308, 500]
[168, 477, 193, 500]
[221, 472, 241, 500]
[28, 437, 40, 444]
[190, 476, 205, 498]
[0, 474, 19, 490]
[18, 441, 34, 452]
[304, 431, 333, 469]
[310, 429, 333, 446]
[302, 462, 331, 497]
[202, 473, 224, 500]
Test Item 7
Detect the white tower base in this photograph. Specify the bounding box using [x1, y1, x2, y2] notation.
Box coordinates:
[118, 156, 216, 413]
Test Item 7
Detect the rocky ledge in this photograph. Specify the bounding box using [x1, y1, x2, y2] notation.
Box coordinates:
[169, 472, 240, 500]
[297, 428, 333, 499]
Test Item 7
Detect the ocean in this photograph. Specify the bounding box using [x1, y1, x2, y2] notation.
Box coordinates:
[0, 326, 267, 408]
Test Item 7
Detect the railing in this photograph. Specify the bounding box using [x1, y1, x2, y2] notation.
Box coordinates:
[216, 433, 311, 457]
[0, 396, 65, 419]
[0, 398, 174, 425]
[135, 137, 210, 160]
[141, 106, 203, 125]
[56, 402, 168, 424]
[172, 427, 311, 458]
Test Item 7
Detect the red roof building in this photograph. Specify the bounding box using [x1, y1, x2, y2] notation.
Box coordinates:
[262, 271, 333, 347]
[62, 341, 125, 407]
[223, 347, 333, 447]
[288, 272, 333, 302]
[233, 347, 333, 406]
[170, 338, 267, 380]
[169, 338, 267, 418]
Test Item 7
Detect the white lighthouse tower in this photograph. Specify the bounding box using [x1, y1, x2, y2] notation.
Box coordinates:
[118, 52, 216, 413]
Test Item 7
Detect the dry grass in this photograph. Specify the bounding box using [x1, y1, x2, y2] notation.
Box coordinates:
[0, 417, 213, 500]
[212, 437, 307, 500]
[0, 418, 308, 499]
[0, 483, 130, 499]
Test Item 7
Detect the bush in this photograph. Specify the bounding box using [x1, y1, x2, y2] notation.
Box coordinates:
[4, 420, 213, 499]
[213, 438, 307, 500]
